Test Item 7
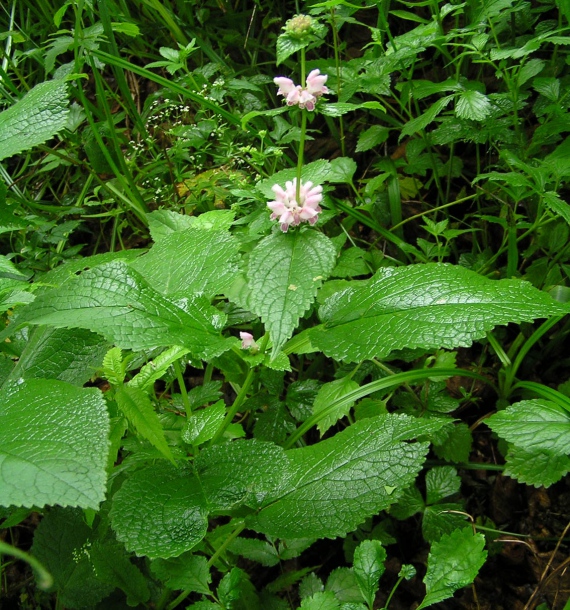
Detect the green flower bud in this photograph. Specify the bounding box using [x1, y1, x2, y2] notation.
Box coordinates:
[284, 14, 313, 38]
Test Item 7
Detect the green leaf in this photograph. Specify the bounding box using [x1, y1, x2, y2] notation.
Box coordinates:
[0, 80, 69, 162]
[218, 567, 260, 610]
[90, 539, 151, 606]
[425, 466, 461, 505]
[300, 591, 340, 610]
[131, 229, 240, 298]
[313, 377, 360, 436]
[422, 503, 468, 543]
[325, 568, 364, 603]
[228, 538, 280, 567]
[151, 553, 212, 593]
[182, 401, 226, 446]
[331, 248, 369, 279]
[147, 209, 196, 241]
[196, 440, 290, 511]
[12, 261, 230, 359]
[276, 34, 311, 65]
[0, 380, 109, 509]
[417, 528, 487, 609]
[503, 446, 570, 487]
[110, 463, 208, 559]
[32, 508, 113, 607]
[7, 326, 108, 387]
[328, 157, 357, 183]
[432, 423, 472, 463]
[310, 264, 566, 362]
[248, 415, 446, 539]
[356, 125, 390, 153]
[319, 101, 385, 117]
[455, 90, 491, 121]
[486, 399, 570, 455]
[247, 231, 336, 356]
[115, 385, 174, 462]
[542, 191, 570, 226]
[353, 540, 386, 608]
[128, 346, 190, 391]
[400, 96, 454, 139]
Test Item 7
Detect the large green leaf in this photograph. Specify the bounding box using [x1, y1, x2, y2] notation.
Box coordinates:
[417, 528, 487, 609]
[0, 80, 69, 162]
[310, 264, 566, 362]
[486, 399, 570, 455]
[110, 463, 208, 559]
[247, 230, 336, 355]
[247, 415, 446, 539]
[11, 261, 231, 359]
[0, 379, 109, 509]
[131, 228, 240, 297]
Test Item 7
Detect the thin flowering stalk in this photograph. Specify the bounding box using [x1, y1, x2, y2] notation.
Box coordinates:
[296, 111, 307, 203]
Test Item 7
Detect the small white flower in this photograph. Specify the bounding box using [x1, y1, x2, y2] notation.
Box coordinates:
[267, 178, 323, 232]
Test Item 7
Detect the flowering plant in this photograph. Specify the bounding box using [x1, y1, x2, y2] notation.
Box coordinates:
[274, 69, 329, 111]
[267, 179, 323, 231]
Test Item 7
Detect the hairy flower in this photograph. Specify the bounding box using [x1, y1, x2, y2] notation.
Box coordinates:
[240, 332, 256, 349]
[267, 179, 323, 232]
[274, 69, 328, 111]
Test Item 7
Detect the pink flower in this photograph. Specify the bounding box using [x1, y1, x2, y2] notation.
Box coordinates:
[273, 70, 328, 111]
[240, 332, 257, 349]
[267, 179, 323, 231]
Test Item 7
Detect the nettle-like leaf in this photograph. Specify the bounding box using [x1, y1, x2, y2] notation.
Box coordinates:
[487, 399, 570, 487]
[247, 230, 336, 356]
[417, 528, 487, 609]
[455, 90, 491, 121]
[313, 376, 360, 436]
[11, 260, 231, 359]
[0, 80, 69, 162]
[310, 263, 566, 362]
[248, 414, 446, 539]
[353, 540, 386, 608]
[131, 228, 240, 298]
[110, 463, 208, 559]
[151, 553, 212, 593]
[0, 379, 109, 509]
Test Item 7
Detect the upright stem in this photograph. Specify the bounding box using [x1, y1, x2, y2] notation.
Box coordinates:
[296, 48, 308, 202]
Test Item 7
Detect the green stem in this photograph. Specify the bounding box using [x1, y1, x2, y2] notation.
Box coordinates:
[0, 541, 52, 590]
[209, 334, 269, 445]
[296, 111, 307, 201]
[173, 359, 192, 418]
[382, 574, 405, 609]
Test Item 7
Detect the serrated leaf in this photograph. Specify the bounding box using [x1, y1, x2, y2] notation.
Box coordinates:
[417, 528, 486, 609]
[128, 346, 190, 391]
[0, 380, 109, 509]
[151, 553, 211, 592]
[115, 385, 174, 461]
[218, 567, 259, 610]
[276, 34, 311, 65]
[247, 231, 336, 356]
[147, 209, 196, 241]
[0, 80, 69, 162]
[422, 503, 468, 543]
[90, 539, 150, 606]
[356, 125, 390, 153]
[389, 485, 425, 520]
[313, 377, 360, 436]
[400, 96, 453, 139]
[455, 90, 491, 121]
[12, 260, 230, 359]
[353, 540, 386, 608]
[432, 422, 472, 463]
[196, 439, 290, 511]
[504, 446, 570, 487]
[110, 463, 208, 559]
[328, 157, 357, 183]
[319, 101, 385, 117]
[325, 568, 363, 603]
[131, 229, 240, 298]
[426, 466, 461, 505]
[300, 591, 340, 610]
[32, 508, 113, 607]
[331, 248, 369, 279]
[182, 401, 226, 446]
[310, 263, 566, 363]
[228, 538, 280, 567]
[7, 326, 108, 387]
[102, 346, 124, 385]
[248, 415, 446, 539]
[542, 191, 570, 226]
[486, 399, 570, 455]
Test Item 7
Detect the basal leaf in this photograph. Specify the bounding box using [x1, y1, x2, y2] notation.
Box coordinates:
[353, 540, 386, 608]
[115, 385, 174, 462]
[313, 376, 360, 436]
[248, 415, 446, 539]
[0, 380, 109, 509]
[110, 463, 208, 559]
[196, 439, 290, 511]
[247, 230, 336, 356]
[486, 399, 570, 455]
[12, 260, 231, 359]
[131, 229, 240, 298]
[503, 446, 570, 487]
[310, 263, 566, 362]
[151, 553, 212, 593]
[0, 80, 69, 162]
[417, 528, 487, 609]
